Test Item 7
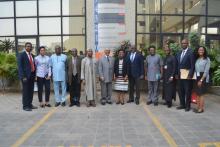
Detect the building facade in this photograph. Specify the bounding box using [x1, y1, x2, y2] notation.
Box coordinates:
[0, 0, 219, 54]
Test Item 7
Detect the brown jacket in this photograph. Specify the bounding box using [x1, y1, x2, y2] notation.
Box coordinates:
[67, 56, 82, 84]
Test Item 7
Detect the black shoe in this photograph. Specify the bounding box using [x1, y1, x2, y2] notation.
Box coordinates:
[45, 104, 51, 107]
[135, 100, 139, 105]
[23, 108, 32, 111]
[31, 105, 38, 109]
[127, 99, 134, 103]
[55, 102, 60, 107]
[76, 103, 80, 107]
[69, 103, 74, 107]
[167, 103, 172, 108]
[154, 102, 158, 106]
[163, 102, 167, 105]
[116, 101, 120, 105]
[107, 101, 112, 104]
[61, 102, 66, 107]
[40, 104, 45, 108]
[176, 106, 185, 110]
[185, 108, 190, 112]
[146, 101, 152, 105]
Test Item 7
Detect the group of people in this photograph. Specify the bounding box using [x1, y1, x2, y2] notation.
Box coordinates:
[18, 38, 210, 114]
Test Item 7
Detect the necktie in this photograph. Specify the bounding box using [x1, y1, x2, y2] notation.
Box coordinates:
[107, 56, 109, 62]
[180, 50, 186, 62]
[29, 53, 35, 72]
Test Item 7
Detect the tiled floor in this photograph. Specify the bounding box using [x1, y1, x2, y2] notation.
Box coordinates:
[0, 91, 220, 147]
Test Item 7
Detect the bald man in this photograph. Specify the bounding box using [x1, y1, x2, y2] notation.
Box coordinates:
[176, 39, 195, 112]
[67, 48, 82, 107]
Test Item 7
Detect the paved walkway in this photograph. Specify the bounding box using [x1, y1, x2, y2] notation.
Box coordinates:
[0, 91, 220, 147]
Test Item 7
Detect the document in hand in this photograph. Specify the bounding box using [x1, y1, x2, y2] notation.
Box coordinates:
[180, 69, 196, 80]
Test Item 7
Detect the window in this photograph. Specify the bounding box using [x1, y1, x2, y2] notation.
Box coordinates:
[0, 1, 14, 17]
[162, 0, 183, 14]
[39, 0, 60, 16]
[62, 0, 85, 15]
[16, 0, 37, 17]
[137, 15, 160, 33]
[63, 17, 85, 34]
[39, 18, 61, 35]
[17, 18, 37, 35]
[63, 36, 85, 52]
[0, 19, 14, 36]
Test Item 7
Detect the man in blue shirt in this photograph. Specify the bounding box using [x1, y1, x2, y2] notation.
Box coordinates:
[50, 45, 67, 107]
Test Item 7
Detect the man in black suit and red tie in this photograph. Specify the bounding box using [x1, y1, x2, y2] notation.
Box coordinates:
[176, 39, 195, 112]
[18, 42, 38, 111]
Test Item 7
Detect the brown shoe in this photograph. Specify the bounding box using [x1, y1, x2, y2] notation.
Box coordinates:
[86, 101, 91, 107]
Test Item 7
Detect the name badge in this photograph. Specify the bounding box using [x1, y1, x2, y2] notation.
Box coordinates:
[164, 65, 167, 69]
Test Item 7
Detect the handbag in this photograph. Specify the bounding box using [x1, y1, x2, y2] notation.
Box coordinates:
[191, 91, 197, 104]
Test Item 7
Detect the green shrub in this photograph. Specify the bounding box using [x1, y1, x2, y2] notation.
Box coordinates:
[212, 68, 220, 86]
[0, 53, 18, 91]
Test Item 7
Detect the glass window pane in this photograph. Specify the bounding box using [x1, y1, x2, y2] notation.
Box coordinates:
[137, 0, 160, 14]
[40, 36, 61, 53]
[0, 19, 14, 36]
[185, 16, 205, 34]
[162, 35, 182, 46]
[162, 16, 183, 33]
[0, 1, 14, 17]
[137, 15, 160, 33]
[63, 0, 85, 15]
[185, 0, 206, 15]
[63, 17, 85, 34]
[208, 0, 220, 15]
[16, 0, 37, 16]
[208, 17, 220, 34]
[17, 18, 37, 35]
[63, 36, 85, 52]
[137, 34, 161, 51]
[39, 0, 60, 16]
[39, 18, 61, 35]
[162, 0, 183, 14]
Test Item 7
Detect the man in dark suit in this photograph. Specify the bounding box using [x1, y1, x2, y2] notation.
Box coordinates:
[67, 48, 82, 107]
[127, 45, 144, 105]
[176, 39, 195, 112]
[18, 42, 38, 111]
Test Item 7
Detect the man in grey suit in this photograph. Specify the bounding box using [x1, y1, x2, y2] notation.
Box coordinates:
[98, 48, 114, 105]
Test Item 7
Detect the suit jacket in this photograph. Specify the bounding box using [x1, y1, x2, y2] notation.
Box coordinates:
[176, 48, 195, 78]
[67, 56, 82, 84]
[127, 51, 144, 78]
[114, 58, 127, 77]
[98, 56, 114, 83]
[18, 51, 36, 80]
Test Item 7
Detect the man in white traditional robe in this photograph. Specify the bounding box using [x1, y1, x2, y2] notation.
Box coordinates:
[81, 49, 97, 107]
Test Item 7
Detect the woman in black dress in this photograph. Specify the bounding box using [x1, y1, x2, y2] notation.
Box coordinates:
[162, 46, 176, 108]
